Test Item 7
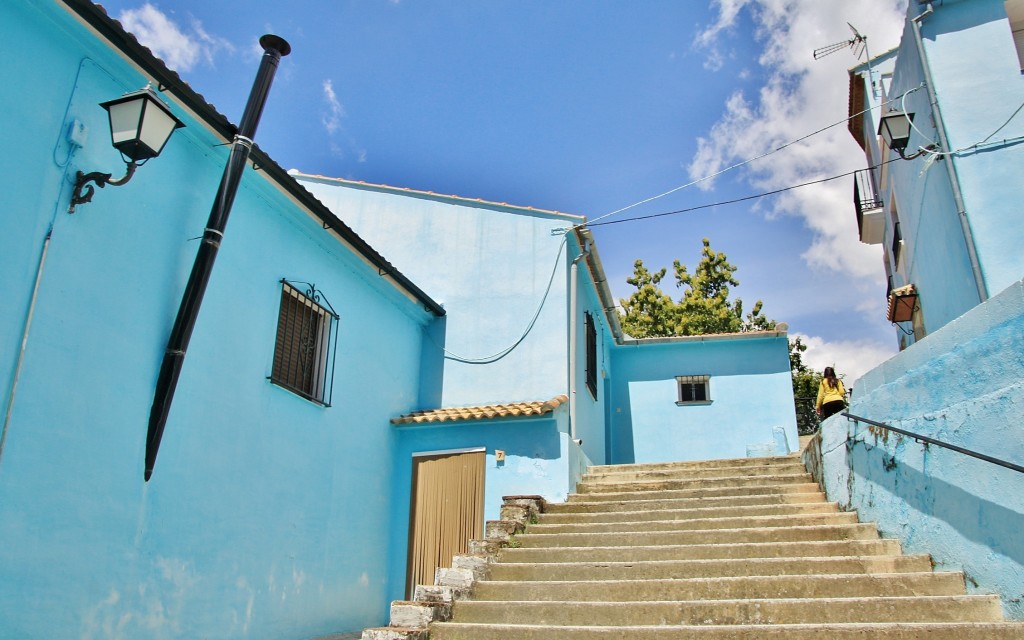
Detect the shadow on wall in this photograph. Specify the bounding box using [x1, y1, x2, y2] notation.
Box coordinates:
[850, 438, 1024, 568]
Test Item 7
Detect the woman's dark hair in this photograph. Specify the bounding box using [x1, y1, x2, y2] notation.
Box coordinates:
[823, 366, 839, 390]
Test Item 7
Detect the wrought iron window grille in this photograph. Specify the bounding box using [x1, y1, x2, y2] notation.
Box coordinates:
[269, 279, 339, 406]
[584, 312, 598, 399]
[676, 375, 711, 405]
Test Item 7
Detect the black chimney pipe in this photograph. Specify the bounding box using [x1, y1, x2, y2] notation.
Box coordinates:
[145, 35, 291, 481]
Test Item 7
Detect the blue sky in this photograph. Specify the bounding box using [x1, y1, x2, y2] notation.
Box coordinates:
[98, 0, 908, 383]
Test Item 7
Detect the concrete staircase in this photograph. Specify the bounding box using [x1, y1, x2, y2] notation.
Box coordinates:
[428, 455, 1024, 639]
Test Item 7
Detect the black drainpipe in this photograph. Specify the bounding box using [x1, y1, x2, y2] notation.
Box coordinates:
[145, 35, 291, 481]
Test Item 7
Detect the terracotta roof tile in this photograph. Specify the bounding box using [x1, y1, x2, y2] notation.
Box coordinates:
[391, 395, 568, 425]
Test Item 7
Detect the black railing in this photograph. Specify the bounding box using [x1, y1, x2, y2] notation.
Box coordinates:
[842, 412, 1024, 474]
[853, 169, 883, 232]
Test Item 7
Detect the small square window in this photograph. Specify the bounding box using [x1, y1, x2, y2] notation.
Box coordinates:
[676, 375, 711, 405]
[270, 280, 338, 405]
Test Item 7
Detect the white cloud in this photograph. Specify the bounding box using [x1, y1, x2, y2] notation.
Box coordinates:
[119, 3, 233, 72]
[321, 79, 345, 135]
[793, 332, 895, 388]
[690, 0, 907, 293]
[321, 79, 367, 162]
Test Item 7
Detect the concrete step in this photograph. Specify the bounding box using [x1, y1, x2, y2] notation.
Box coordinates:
[577, 473, 814, 494]
[582, 461, 808, 484]
[526, 511, 858, 535]
[469, 572, 966, 602]
[517, 523, 881, 549]
[571, 482, 821, 501]
[540, 501, 840, 524]
[587, 456, 800, 475]
[488, 554, 932, 581]
[449, 594, 1004, 625]
[499, 539, 905, 563]
[556, 488, 826, 511]
[428, 621, 1024, 639]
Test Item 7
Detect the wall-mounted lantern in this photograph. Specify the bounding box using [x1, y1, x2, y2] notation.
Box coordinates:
[69, 85, 184, 213]
[878, 110, 914, 155]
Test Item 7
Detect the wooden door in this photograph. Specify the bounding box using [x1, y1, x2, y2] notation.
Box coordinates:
[405, 449, 485, 598]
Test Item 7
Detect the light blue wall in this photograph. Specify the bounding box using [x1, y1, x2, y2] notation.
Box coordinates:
[608, 334, 797, 464]
[918, 0, 1024, 297]
[819, 278, 1024, 619]
[882, 21, 978, 338]
[0, 3, 434, 637]
[568, 242, 614, 465]
[876, 0, 1024, 341]
[386, 412, 576, 602]
[297, 175, 576, 408]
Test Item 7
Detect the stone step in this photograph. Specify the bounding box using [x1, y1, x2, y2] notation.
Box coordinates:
[540, 501, 840, 524]
[488, 554, 932, 581]
[449, 594, 1004, 625]
[555, 488, 826, 511]
[469, 572, 966, 602]
[587, 455, 800, 474]
[526, 511, 858, 535]
[428, 621, 1024, 639]
[499, 539, 904, 563]
[577, 473, 814, 494]
[571, 482, 821, 501]
[582, 461, 808, 484]
[516, 523, 881, 549]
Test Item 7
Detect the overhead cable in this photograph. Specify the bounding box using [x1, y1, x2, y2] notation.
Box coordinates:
[588, 158, 899, 227]
[581, 84, 925, 229]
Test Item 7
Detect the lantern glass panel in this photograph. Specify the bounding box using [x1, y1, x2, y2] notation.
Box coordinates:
[138, 101, 180, 158]
[107, 98, 145, 147]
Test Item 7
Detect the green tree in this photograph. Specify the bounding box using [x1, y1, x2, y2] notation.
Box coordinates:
[789, 337, 823, 435]
[619, 259, 678, 339]
[619, 238, 775, 337]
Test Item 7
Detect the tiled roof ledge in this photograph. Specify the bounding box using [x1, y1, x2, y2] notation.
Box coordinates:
[391, 395, 568, 426]
[618, 328, 789, 347]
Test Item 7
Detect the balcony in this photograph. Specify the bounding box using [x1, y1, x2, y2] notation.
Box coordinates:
[854, 169, 884, 244]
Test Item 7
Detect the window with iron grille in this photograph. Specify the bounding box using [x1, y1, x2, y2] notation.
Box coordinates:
[270, 280, 338, 405]
[584, 311, 597, 399]
[676, 375, 711, 405]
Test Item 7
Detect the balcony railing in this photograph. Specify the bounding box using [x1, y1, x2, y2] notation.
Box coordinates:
[853, 169, 884, 244]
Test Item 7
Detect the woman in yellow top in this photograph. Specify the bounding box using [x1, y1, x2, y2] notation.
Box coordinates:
[815, 367, 846, 420]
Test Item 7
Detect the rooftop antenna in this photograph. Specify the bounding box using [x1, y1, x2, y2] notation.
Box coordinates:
[814, 23, 878, 98]
[813, 23, 867, 60]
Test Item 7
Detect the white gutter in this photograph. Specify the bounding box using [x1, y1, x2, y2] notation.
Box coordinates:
[568, 237, 590, 443]
[911, 6, 988, 303]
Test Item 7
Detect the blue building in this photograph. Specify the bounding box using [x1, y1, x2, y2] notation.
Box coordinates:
[817, 0, 1024, 619]
[849, 0, 1024, 349]
[0, 1, 796, 637]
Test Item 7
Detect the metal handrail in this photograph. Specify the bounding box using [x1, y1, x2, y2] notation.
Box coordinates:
[842, 412, 1024, 475]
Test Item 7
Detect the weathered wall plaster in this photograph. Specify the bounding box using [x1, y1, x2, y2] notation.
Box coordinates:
[817, 278, 1024, 619]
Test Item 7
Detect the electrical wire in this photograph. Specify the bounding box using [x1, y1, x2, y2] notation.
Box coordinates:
[581, 84, 925, 229]
[588, 158, 899, 228]
[437, 235, 568, 364]
[902, 91, 1024, 158]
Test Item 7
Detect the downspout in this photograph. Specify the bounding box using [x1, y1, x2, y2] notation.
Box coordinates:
[911, 8, 988, 303]
[568, 237, 590, 443]
[0, 228, 53, 466]
[145, 35, 291, 481]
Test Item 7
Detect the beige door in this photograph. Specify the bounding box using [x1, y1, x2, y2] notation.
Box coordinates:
[406, 449, 485, 598]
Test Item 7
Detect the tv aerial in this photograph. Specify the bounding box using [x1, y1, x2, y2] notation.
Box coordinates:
[813, 23, 867, 60]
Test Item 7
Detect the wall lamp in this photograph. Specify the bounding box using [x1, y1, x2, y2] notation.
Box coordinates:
[878, 109, 937, 160]
[69, 85, 184, 213]
[878, 110, 913, 155]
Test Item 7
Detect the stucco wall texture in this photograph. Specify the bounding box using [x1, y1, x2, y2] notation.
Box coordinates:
[818, 278, 1024, 619]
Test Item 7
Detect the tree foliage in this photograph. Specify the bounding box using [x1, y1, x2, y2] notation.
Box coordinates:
[789, 337, 823, 435]
[619, 238, 775, 338]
